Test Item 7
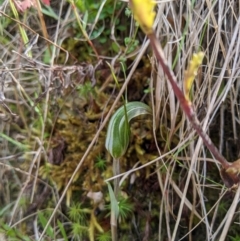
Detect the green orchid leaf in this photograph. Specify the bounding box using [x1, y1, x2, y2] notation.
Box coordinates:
[105, 101, 152, 159]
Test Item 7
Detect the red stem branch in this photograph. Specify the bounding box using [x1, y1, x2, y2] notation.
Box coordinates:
[148, 33, 230, 169]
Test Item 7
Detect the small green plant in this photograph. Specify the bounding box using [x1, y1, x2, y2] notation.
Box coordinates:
[67, 0, 127, 56]
[77, 81, 96, 99]
[117, 197, 134, 222]
[95, 156, 107, 171]
[124, 37, 139, 54]
[71, 222, 88, 240]
[68, 203, 88, 224]
[96, 231, 112, 241]
[0, 222, 32, 241]
[68, 203, 104, 241]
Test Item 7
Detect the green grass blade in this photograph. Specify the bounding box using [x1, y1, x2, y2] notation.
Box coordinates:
[38, 211, 55, 239]
[107, 182, 119, 222]
[57, 220, 68, 241]
[0, 133, 28, 150]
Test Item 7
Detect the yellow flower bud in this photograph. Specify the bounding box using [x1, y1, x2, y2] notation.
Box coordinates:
[184, 52, 204, 103]
[129, 0, 156, 35]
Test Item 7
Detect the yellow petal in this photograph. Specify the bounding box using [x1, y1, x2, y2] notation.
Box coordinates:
[130, 0, 156, 34]
[184, 52, 204, 103]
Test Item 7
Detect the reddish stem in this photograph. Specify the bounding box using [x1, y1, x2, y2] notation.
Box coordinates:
[148, 33, 230, 169]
